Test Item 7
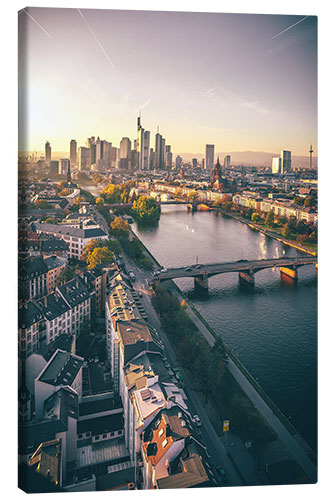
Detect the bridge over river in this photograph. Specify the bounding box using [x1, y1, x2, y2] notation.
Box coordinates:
[153, 255, 317, 288]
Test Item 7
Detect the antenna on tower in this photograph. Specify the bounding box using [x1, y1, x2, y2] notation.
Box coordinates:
[157, 125, 159, 134]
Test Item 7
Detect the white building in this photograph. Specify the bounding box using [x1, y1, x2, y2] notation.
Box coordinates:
[33, 222, 108, 259]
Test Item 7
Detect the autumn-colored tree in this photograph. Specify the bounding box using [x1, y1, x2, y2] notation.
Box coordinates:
[110, 216, 130, 237]
[132, 196, 160, 224]
[86, 247, 114, 269]
[188, 191, 199, 203]
[81, 239, 120, 263]
[251, 212, 261, 223]
[59, 189, 70, 196]
[96, 197, 104, 205]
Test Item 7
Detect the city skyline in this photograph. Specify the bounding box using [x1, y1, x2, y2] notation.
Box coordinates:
[18, 8, 317, 156]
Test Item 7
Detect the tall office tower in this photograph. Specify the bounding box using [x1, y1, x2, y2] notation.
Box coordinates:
[78, 147, 91, 171]
[50, 160, 59, 175]
[161, 138, 166, 169]
[45, 141, 51, 166]
[111, 147, 119, 168]
[309, 144, 314, 169]
[271, 157, 281, 174]
[142, 131, 150, 170]
[58, 158, 70, 176]
[70, 139, 77, 168]
[155, 129, 163, 169]
[201, 158, 205, 169]
[136, 115, 145, 170]
[192, 158, 198, 168]
[205, 144, 215, 170]
[96, 137, 102, 162]
[120, 137, 132, 161]
[131, 149, 138, 170]
[103, 140, 112, 168]
[149, 148, 155, 170]
[166, 145, 172, 168]
[175, 155, 182, 168]
[223, 155, 231, 170]
[86, 136, 95, 147]
[280, 150, 292, 174]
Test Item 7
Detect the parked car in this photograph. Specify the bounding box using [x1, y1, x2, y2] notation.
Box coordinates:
[185, 267, 192, 272]
[160, 268, 167, 273]
[192, 415, 202, 426]
[195, 264, 202, 269]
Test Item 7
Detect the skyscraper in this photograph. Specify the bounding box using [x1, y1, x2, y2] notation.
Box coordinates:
[70, 139, 77, 168]
[166, 145, 172, 168]
[45, 141, 51, 166]
[154, 127, 167, 170]
[192, 158, 198, 168]
[58, 158, 70, 176]
[143, 131, 150, 170]
[205, 144, 214, 170]
[78, 147, 91, 171]
[136, 115, 145, 170]
[120, 137, 131, 160]
[280, 150, 291, 174]
[223, 155, 231, 170]
[271, 157, 281, 174]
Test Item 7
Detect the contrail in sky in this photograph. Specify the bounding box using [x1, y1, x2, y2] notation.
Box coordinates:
[21, 9, 52, 38]
[269, 15, 309, 41]
[77, 8, 114, 68]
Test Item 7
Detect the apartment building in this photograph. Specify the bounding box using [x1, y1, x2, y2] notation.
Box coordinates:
[33, 222, 108, 259]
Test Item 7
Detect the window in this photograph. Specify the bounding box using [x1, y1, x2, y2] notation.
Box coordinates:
[162, 438, 168, 448]
[103, 434, 107, 439]
[159, 428, 164, 437]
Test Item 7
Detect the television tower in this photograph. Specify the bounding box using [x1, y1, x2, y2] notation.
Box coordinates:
[309, 144, 314, 169]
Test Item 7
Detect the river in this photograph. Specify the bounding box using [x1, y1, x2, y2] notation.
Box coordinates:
[132, 205, 317, 453]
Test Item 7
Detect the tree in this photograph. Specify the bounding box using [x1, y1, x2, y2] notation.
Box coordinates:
[57, 267, 75, 285]
[44, 217, 55, 224]
[282, 223, 292, 238]
[34, 199, 50, 209]
[95, 197, 104, 205]
[188, 191, 199, 203]
[81, 239, 120, 264]
[110, 216, 130, 237]
[251, 212, 261, 223]
[304, 196, 316, 207]
[132, 196, 160, 224]
[265, 211, 274, 228]
[86, 247, 114, 269]
[59, 189, 70, 196]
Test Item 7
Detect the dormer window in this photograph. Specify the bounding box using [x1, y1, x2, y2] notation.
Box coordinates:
[162, 438, 168, 448]
[159, 428, 164, 437]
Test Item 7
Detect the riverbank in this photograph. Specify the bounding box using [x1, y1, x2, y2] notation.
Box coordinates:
[215, 208, 317, 256]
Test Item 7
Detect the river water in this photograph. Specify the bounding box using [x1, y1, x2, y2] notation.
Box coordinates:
[132, 205, 317, 452]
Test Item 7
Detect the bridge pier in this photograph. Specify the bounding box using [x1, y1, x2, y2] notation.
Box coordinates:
[239, 270, 255, 285]
[280, 267, 298, 280]
[195, 275, 208, 289]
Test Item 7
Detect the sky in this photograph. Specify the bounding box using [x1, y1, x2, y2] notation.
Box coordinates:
[18, 8, 317, 156]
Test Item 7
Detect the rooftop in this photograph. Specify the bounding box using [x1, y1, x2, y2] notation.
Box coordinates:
[33, 222, 107, 239]
[38, 349, 83, 387]
[76, 437, 129, 468]
[36, 292, 70, 321]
